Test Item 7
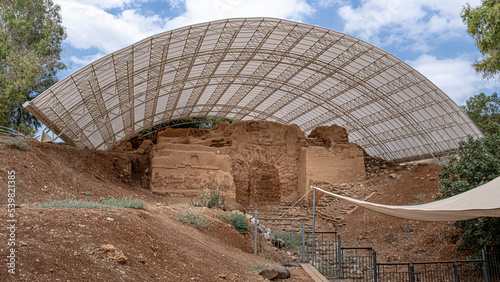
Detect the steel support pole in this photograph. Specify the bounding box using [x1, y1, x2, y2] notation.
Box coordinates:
[312, 187, 316, 266]
[453, 263, 459, 282]
[254, 209, 258, 255]
[338, 234, 343, 278]
[301, 224, 305, 263]
[482, 247, 490, 282]
[409, 265, 415, 282]
[373, 251, 378, 282]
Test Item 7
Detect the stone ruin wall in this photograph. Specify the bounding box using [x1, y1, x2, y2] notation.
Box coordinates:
[116, 121, 367, 208]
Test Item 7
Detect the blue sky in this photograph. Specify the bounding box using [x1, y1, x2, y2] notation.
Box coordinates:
[53, 0, 499, 105]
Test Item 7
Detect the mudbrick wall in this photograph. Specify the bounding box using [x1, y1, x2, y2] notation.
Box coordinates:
[118, 121, 368, 208]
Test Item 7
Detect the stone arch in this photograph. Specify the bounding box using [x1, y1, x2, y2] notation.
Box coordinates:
[232, 147, 297, 206]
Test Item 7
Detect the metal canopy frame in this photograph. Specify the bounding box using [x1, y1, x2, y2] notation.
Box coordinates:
[24, 17, 482, 162]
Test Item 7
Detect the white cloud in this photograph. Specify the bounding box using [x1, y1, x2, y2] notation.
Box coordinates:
[67, 0, 134, 9]
[164, 0, 314, 31]
[70, 53, 107, 65]
[407, 54, 496, 104]
[55, 0, 165, 54]
[338, 0, 482, 49]
[55, 0, 314, 66]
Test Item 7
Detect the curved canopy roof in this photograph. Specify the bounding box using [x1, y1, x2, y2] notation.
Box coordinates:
[24, 17, 482, 162]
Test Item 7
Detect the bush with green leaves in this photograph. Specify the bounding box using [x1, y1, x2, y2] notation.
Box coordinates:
[221, 211, 251, 234]
[436, 134, 500, 250]
[208, 188, 225, 208]
[2, 138, 30, 151]
[99, 196, 147, 209]
[38, 199, 105, 209]
[176, 208, 210, 229]
[274, 232, 302, 249]
[191, 187, 225, 208]
[37, 196, 147, 210]
[246, 263, 263, 272]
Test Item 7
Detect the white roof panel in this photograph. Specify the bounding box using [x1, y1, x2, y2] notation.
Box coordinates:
[25, 17, 482, 161]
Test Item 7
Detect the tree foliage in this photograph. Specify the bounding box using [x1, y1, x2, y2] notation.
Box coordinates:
[436, 134, 500, 250]
[462, 0, 500, 78]
[460, 92, 500, 135]
[0, 0, 66, 135]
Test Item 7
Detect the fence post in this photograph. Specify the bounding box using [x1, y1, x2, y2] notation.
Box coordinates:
[373, 251, 378, 282]
[312, 187, 316, 266]
[482, 247, 490, 282]
[301, 224, 305, 263]
[254, 209, 258, 255]
[453, 263, 460, 282]
[338, 234, 342, 278]
[409, 265, 415, 282]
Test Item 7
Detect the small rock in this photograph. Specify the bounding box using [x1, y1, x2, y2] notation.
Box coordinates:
[79, 224, 86, 228]
[219, 274, 227, 279]
[259, 265, 290, 280]
[20, 241, 27, 246]
[106, 217, 114, 221]
[100, 244, 116, 252]
[156, 203, 162, 206]
[35, 259, 40, 263]
[389, 173, 397, 179]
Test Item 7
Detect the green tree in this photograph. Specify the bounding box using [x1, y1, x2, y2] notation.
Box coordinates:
[0, 0, 66, 135]
[461, 92, 500, 135]
[462, 0, 500, 78]
[436, 134, 500, 250]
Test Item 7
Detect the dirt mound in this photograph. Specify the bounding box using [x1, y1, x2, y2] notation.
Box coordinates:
[0, 137, 314, 281]
[337, 163, 473, 262]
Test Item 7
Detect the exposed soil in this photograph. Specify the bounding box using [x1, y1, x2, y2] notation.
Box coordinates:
[0, 137, 313, 281]
[0, 136, 474, 281]
[337, 163, 474, 262]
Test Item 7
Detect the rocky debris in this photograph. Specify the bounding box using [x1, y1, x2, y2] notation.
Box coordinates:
[112, 141, 133, 152]
[99, 244, 128, 264]
[258, 264, 291, 280]
[136, 139, 153, 154]
[308, 124, 349, 145]
[364, 155, 410, 180]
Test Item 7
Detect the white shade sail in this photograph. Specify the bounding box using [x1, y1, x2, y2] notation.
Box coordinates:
[24, 17, 482, 162]
[312, 177, 500, 221]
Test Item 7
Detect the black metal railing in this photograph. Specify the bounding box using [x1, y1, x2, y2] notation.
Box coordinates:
[484, 245, 500, 282]
[341, 247, 375, 281]
[377, 262, 412, 281]
[252, 211, 499, 282]
[300, 232, 497, 282]
[255, 217, 303, 266]
[304, 231, 339, 278]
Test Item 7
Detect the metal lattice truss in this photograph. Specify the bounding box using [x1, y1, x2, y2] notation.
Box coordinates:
[24, 18, 482, 162]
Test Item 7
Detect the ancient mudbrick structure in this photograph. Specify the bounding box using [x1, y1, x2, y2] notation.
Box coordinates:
[146, 121, 366, 207]
[298, 125, 366, 196]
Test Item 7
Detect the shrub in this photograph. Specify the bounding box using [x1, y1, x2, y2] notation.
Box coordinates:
[274, 232, 302, 249]
[208, 188, 225, 208]
[221, 211, 251, 234]
[191, 188, 225, 208]
[2, 138, 30, 151]
[409, 193, 427, 205]
[436, 134, 500, 250]
[246, 263, 263, 272]
[100, 196, 147, 209]
[37, 196, 147, 210]
[38, 199, 106, 209]
[191, 188, 209, 207]
[176, 208, 210, 229]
